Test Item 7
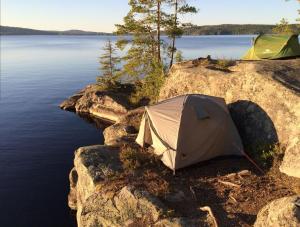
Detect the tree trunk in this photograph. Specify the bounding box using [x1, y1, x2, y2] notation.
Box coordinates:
[157, 0, 161, 63]
[109, 41, 113, 77]
[169, 0, 178, 68]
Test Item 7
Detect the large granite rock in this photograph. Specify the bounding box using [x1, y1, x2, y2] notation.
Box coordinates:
[159, 59, 300, 178]
[60, 85, 131, 122]
[254, 196, 300, 227]
[68, 145, 122, 223]
[103, 108, 144, 146]
[79, 186, 165, 227]
[69, 145, 210, 227]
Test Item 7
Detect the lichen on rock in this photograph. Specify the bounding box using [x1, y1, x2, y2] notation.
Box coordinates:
[254, 196, 300, 227]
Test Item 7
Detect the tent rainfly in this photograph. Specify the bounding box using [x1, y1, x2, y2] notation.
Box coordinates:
[242, 34, 300, 60]
[136, 94, 244, 171]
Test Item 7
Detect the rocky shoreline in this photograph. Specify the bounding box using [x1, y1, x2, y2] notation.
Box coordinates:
[61, 59, 300, 227]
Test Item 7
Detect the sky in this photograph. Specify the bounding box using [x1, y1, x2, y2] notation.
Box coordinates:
[1, 0, 299, 32]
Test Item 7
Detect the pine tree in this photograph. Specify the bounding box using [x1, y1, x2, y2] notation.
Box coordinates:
[97, 40, 121, 89]
[166, 0, 197, 68]
[115, 0, 168, 77]
[175, 50, 183, 62]
[114, 0, 198, 103]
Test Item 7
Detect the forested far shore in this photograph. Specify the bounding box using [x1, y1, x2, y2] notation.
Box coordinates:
[0, 26, 112, 36]
[1, 24, 299, 36]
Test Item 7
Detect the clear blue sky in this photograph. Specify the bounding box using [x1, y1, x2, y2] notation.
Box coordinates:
[1, 0, 299, 32]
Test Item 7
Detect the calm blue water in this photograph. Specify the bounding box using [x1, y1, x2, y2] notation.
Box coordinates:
[0, 35, 254, 227]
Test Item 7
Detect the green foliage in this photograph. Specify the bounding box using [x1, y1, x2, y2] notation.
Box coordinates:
[115, 0, 167, 79]
[175, 50, 183, 62]
[247, 144, 283, 168]
[182, 24, 299, 35]
[272, 18, 295, 34]
[216, 58, 235, 69]
[113, 1, 197, 103]
[165, 0, 197, 68]
[130, 63, 165, 105]
[115, 0, 176, 104]
[96, 40, 121, 90]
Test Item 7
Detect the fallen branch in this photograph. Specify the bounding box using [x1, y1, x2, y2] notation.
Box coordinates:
[238, 170, 251, 176]
[218, 180, 241, 188]
[229, 195, 237, 203]
[200, 206, 218, 227]
[189, 186, 197, 201]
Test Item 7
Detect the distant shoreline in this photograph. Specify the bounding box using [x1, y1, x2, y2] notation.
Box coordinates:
[1, 24, 299, 36]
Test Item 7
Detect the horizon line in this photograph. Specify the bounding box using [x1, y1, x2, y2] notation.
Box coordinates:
[1, 23, 287, 33]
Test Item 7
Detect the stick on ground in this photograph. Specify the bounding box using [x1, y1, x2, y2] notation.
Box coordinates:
[200, 206, 218, 227]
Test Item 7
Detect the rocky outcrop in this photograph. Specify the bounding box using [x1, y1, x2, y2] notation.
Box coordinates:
[69, 145, 210, 227]
[60, 85, 131, 122]
[69, 145, 122, 224]
[103, 108, 144, 146]
[254, 196, 300, 227]
[159, 59, 300, 178]
[103, 123, 137, 146]
[66, 59, 300, 226]
[79, 186, 165, 227]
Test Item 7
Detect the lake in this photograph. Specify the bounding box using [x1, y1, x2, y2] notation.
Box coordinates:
[0, 35, 254, 227]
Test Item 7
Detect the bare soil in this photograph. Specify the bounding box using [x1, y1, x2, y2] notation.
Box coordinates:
[102, 145, 298, 227]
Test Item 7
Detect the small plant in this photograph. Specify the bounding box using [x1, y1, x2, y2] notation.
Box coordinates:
[216, 58, 235, 69]
[129, 63, 165, 105]
[119, 144, 148, 172]
[247, 143, 283, 169]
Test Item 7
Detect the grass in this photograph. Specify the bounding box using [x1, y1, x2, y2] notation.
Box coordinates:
[119, 143, 148, 172]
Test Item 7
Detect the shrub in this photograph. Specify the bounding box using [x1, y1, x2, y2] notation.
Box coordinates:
[247, 143, 283, 169]
[119, 144, 148, 172]
[216, 58, 235, 69]
[129, 63, 165, 105]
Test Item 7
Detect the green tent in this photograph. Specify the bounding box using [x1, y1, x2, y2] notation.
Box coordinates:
[242, 34, 300, 60]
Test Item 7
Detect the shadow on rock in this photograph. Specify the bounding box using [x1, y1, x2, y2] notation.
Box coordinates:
[77, 113, 113, 129]
[228, 100, 279, 169]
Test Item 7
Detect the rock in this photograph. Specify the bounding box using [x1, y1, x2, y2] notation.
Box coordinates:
[103, 108, 144, 146]
[78, 186, 210, 227]
[254, 196, 300, 227]
[68, 145, 122, 222]
[60, 84, 131, 122]
[165, 190, 186, 203]
[78, 186, 165, 227]
[279, 148, 300, 180]
[60, 93, 84, 111]
[69, 144, 211, 227]
[68, 167, 78, 210]
[154, 217, 211, 227]
[103, 123, 137, 146]
[159, 59, 300, 178]
[119, 107, 145, 131]
[103, 123, 129, 146]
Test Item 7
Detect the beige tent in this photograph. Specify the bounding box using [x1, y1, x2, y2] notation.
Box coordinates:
[136, 94, 244, 171]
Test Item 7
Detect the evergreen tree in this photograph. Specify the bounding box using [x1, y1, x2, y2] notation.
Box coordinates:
[166, 0, 197, 68]
[97, 40, 121, 89]
[116, 0, 160, 80]
[175, 50, 183, 62]
[115, 0, 171, 103]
